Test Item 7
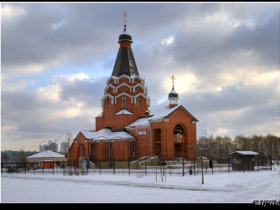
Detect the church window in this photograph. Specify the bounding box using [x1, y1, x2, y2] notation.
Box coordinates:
[133, 144, 136, 159]
[173, 125, 183, 135]
[122, 95, 126, 108]
[139, 96, 142, 108]
[108, 98, 110, 109]
[123, 85, 125, 90]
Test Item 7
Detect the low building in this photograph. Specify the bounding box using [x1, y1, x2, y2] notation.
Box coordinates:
[26, 150, 66, 168]
[231, 151, 259, 171]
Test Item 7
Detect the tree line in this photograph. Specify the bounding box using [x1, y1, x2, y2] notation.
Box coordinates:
[197, 134, 280, 162]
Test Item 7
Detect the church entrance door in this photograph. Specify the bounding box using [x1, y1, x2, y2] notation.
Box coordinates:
[79, 144, 86, 158]
[154, 129, 161, 158]
[174, 143, 184, 159]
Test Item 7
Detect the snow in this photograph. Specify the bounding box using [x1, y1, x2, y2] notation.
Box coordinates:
[126, 106, 179, 128]
[95, 112, 103, 118]
[170, 88, 178, 95]
[81, 128, 135, 141]
[1, 167, 280, 203]
[231, 151, 259, 156]
[26, 150, 65, 159]
[114, 109, 133, 115]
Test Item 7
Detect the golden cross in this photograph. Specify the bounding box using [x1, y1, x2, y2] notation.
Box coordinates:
[170, 75, 176, 88]
[122, 11, 128, 24]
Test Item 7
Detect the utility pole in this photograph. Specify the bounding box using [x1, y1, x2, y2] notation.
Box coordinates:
[201, 154, 204, 184]
[67, 138, 70, 161]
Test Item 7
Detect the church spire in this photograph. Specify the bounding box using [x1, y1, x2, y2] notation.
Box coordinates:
[111, 11, 139, 77]
[168, 75, 179, 108]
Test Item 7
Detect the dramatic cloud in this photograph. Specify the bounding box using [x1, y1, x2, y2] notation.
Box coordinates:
[1, 3, 279, 151]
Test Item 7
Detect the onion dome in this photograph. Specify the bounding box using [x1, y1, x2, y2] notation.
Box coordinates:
[168, 87, 178, 99]
[118, 25, 133, 43]
[168, 75, 179, 108]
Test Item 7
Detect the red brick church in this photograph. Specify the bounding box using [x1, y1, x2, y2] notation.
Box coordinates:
[68, 23, 198, 165]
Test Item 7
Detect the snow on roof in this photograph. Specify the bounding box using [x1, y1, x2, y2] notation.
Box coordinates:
[115, 109, 133, 116]
[95, 112, 103, 118]
[170, 88, 178, 94]
[26, 150, 65, 159]
[81, 128, 135, 141]
[126, 105, 185, 128]
[126, 117, 151, 128]
[231, 151, 259, 156]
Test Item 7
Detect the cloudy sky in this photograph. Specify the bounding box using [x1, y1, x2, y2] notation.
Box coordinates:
[1, 2, 280, 151]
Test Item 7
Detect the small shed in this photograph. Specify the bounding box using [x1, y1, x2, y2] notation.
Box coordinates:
[230, 151, 259, 171]
[26, 150, 66, 168]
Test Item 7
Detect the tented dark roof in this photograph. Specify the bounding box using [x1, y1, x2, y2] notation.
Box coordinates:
[111, 47, 139, 77]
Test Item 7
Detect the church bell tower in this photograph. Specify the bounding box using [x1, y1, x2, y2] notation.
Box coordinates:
[95, 12, 150, 131]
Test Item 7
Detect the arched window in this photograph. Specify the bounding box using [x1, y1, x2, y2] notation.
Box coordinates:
[79, 144, 86, 158]
[173, 125, 183, 135]
[107, 97, 110, 109]
[122, 95, 126, 108]
[139, 96, 142, 108]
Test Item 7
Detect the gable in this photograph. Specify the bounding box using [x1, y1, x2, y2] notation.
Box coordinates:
[166, 105, 198, 122]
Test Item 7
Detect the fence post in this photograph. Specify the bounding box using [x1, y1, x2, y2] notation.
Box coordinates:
[145, 157, 147, 176]
[100, 160, 102, 175]
[128, 160, 130, 175]
[182, 157, 185, 176]
[73, 160, 76, 174]
[201, 155, 204, 184]
[63, 161, 65, 176]
[194, 157, 196, 175]
[113, 160, 115, 175]
[156, 165, 157, 182]
[257, 157, 259, 172]
[228, 157, 230, 173]
[270, 156, 273, 171]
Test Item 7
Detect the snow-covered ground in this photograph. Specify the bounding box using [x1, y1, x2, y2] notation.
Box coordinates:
[1, 167, 280, 203]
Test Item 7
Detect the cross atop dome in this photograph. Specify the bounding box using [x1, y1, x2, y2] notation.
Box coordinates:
[168, 75, 179, 108]
[112, 11, 139, 77]
[122, 11, 128, 32]
[170, 75, 176, 88]
[122, 11, 128, 24]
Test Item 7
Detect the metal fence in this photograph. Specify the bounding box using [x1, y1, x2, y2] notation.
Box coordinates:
[1, 156, 275, 177]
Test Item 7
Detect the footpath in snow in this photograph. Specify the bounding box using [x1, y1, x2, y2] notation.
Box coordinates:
[1, 168, 280, 203]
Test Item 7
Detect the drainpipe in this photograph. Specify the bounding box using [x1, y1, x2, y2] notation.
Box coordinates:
[88, 138, 92, 161]
[149, 119, 152, 156]
[109, 139, 111, 167]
